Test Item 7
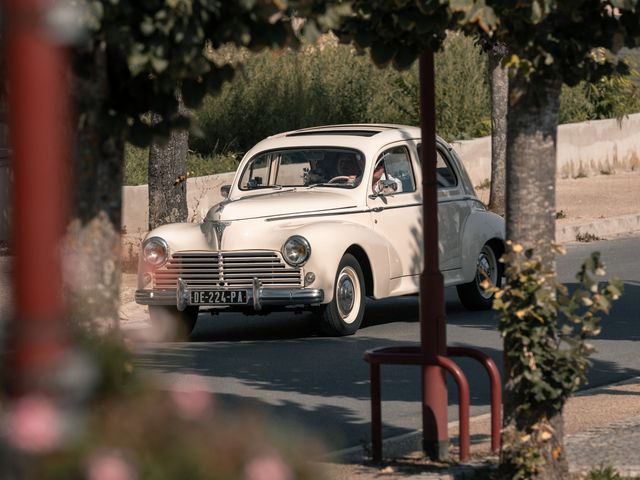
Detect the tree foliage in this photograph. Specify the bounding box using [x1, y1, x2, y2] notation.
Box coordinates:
[336, 0, 499, 69]
[497, 2, 639, 84]
[71, 0, 355, 148]
[72, 0, 300, 146]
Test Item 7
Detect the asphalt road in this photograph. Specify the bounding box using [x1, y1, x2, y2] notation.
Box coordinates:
[130, 235, 640, 454]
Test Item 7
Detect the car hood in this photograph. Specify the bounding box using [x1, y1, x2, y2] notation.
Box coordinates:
[204, 188, 358, 223]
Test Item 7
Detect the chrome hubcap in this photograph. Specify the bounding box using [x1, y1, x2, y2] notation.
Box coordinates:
[336, 267, 359, 323]
[476, 246, 498, 300]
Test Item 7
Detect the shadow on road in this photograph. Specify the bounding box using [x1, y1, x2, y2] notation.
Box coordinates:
[130, 281, 639, 451]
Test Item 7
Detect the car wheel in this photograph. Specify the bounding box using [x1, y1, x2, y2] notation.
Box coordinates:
[456, 243, 502, 311]
[148, 305, 199, 341]
[318, 254, 366, 336]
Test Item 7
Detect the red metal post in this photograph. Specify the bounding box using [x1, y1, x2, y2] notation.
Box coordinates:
[419, 50, 449, 460]
[364, 347, 472, 462]
[435, 355, 470, 461]
[370, 363, 382, 462]
[6, 0, 70, 394]
[448, 347, 502, 453]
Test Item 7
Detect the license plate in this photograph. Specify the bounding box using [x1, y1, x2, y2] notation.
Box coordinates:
[189, 290, 248, 305]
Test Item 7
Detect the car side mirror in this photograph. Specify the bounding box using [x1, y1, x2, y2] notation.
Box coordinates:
[369, 179, 398, 199]
[381, 179, 398, 192]
[220, 185, 231, 198]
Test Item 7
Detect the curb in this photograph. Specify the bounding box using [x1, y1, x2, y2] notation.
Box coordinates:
[557, 213, 640, 243]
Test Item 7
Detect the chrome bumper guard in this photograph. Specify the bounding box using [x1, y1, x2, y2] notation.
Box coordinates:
[135, 278, 324, 310]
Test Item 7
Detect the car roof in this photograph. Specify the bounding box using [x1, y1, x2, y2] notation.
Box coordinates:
[273, 124, 422, 141]
[247, 124, 445, 158]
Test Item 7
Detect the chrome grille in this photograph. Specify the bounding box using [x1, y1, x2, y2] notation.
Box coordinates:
[154, 251, 303, 289]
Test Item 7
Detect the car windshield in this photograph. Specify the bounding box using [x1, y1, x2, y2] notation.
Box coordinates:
[238, 148, 365, 190]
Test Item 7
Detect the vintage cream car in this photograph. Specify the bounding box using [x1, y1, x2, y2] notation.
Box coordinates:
[136, 124, 505, 338]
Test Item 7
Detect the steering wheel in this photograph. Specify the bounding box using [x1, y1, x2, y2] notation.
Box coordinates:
[328, 175, 353, 184]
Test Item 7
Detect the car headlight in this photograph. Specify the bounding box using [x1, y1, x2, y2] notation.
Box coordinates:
[142, 237, 169, 267]
[282, 235, 311, 266]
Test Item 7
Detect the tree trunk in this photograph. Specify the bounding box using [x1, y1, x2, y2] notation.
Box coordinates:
[488, 45, 508, 216]
[501, 72, 566, 479]
[66, 46, 125, 334]
[505, 75, 561, 256]
[148, 89, 189, 231]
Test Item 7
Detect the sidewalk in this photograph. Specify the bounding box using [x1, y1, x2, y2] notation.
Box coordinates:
[319, 378, 640, 479]
[473, 170, 640, 243]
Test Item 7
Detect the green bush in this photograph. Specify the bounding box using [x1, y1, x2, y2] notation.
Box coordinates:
[191, 37, 382, 154]
[191, 32, 491, 151]
[123, 143, 239, 186]
[561, 59, 640, 124]
[376, 32, 491, 141]
[560, 83, 595, 124]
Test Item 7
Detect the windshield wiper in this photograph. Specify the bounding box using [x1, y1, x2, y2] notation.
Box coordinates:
[307, 183, 347, 189]
[247, 184, 285, 190]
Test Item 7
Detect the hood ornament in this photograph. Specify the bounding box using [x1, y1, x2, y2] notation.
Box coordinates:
[212, 221, 231, 246]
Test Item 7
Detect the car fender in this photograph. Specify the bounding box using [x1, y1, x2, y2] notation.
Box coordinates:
[281, 220, 392, 303]
[459, 208, 505, 283]
[144, 223, 210, 252]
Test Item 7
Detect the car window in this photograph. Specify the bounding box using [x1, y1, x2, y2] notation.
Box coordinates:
[239, 153, 271, 189]
[436, 150, 457, 188]
[374, 146, 416, 194]
[416, 143, 458, 189]
[239, 148, 365, 190]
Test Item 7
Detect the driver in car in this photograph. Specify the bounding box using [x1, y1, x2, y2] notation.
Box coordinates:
[336, 153, 363, 184]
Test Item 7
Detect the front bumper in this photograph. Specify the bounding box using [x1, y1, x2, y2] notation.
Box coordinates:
[135, 280, 324, 311]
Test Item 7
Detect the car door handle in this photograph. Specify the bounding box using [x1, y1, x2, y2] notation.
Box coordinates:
[372, 207, 383, 212]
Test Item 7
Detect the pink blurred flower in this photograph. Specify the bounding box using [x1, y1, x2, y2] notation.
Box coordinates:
[6, 394, 63, 453]
[243, 453, 294, 480]
[169, 374, 213, 420]
[86, 450, 138, 480]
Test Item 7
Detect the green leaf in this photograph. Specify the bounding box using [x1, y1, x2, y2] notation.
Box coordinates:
[531, 1, 543, 24]
[370, 42, 396, 67]
[128, 50, 149, 76]
[151, 56, 170, 73]
[182, 78, 207, 109]
[449, 0, 474, 12]
[140, 16, 155, 36]
[393, 47, 418, 70]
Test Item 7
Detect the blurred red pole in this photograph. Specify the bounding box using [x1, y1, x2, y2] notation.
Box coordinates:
[6, 0, 70, 394]
[419, 50, 448, 460]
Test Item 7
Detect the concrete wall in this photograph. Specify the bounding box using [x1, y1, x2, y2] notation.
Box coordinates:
[454, 112, 640, 187]
[121, 171, 236, 235]
[1, 113, 639, 242]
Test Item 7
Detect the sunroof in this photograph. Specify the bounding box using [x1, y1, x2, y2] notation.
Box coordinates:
[287, 129, 379, 138]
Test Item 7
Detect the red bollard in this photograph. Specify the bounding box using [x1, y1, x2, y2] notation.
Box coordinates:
[6, 0, 71, 394]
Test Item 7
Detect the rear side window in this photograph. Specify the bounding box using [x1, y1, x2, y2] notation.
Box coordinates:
[417, 143, 458, 188]
[436, 150, 457, 188]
